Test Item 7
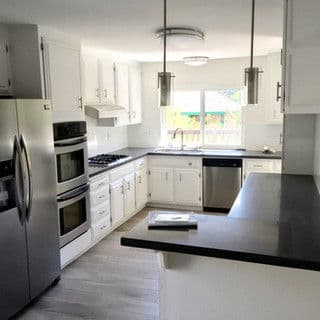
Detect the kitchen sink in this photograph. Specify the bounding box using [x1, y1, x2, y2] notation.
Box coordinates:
[154, 148, 203, 154]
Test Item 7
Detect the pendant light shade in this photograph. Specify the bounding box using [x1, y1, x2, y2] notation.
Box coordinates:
[244, 0, 263, 105]
[158, 0, 174, 108]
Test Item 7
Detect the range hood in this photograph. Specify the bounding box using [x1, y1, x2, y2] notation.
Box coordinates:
[85, 104, 127, 127]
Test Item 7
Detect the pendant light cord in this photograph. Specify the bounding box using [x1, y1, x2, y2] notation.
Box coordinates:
[163, 0, 167, 74]
[250, 0, 255, 68]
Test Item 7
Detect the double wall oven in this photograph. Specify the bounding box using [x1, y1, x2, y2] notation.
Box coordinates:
[53, 121, 90, 248]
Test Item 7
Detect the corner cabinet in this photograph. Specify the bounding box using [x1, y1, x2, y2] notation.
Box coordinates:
[148, 156, 202, 208]
[42, 39, 84, 122]
[282, 0, 320, 114]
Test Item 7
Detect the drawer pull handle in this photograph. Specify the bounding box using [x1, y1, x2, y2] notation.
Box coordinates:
[100, 224, 107, 230]
[98, 195, 106, 199]
[253, 165, 263, 168]
[98, 210, 105, 215]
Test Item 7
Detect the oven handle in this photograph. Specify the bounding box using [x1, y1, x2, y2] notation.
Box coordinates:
[57, 184, 89, 202]
[54, 136, 87, 147]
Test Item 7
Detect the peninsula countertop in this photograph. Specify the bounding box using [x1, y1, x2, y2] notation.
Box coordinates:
[88, 147, 282, 177]
[121, 173, 320, 272]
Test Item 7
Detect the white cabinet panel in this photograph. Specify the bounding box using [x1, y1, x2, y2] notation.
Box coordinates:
[110, 179, 124, 225]
[91, 216, 111, 240]
[82, 54, 100, 105]
[114, 63, 129, 111]
[100, 57, 115, 105]
[135, 168, 147, 209]
[243, 159, 282, 181]
[43, 40, 83, 122]
[174, 169, 201, 205]
[124, 173, 136, 216]
[149, 167, 174, 203]
[283, 0, 320, 113]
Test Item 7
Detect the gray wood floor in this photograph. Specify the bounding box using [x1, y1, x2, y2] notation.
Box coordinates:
[15, 209, 159, 320]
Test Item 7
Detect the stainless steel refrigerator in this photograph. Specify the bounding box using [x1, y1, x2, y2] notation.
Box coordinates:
[0, 99, 60, 319]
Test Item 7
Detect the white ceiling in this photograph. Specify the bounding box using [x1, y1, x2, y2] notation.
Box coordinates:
[0, 0, 283, 61]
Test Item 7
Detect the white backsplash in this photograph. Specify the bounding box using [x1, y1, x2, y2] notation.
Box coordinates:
[86, 116, 128, 157]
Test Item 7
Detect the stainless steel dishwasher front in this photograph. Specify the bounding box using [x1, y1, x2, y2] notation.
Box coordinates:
[203, 158, 242, 212]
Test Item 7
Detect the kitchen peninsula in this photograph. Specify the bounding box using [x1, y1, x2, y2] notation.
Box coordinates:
[121, 173, 320, 320]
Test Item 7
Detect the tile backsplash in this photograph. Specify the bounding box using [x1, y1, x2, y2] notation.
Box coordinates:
[86, 116, 128, 157]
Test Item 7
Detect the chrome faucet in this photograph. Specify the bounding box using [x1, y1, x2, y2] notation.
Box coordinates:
[173, 128, 185, 150]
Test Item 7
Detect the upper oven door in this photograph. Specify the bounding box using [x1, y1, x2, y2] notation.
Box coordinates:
[55, 136, 88, 195]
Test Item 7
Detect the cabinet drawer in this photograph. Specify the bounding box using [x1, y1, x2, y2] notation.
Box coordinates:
[109, 162, 134, 182]
[91, 200, 110, 223]
[245, 160, 274, 172]
[148, 156, 201, 169]
[90, 174, 109, 192]
[90, 187, 109, 207]
[134, 157, 146, 170]
[91, 216, 111, 240]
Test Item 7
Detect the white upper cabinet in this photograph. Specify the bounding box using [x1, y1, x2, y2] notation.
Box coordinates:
[283, 0, 320, 113]
[82, 54, 100, 105]
[267, 52, 283, 122]
[129, 63, 142, 124]
[43, 40, 83, 122]
[114, 62, 129, 111]
[100, 57, 116, 105]
[0, 26, 12, 95]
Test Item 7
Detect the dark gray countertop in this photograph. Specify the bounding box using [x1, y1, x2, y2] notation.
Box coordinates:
[121, 173, 320, 271]
[88, 147, 282, 177]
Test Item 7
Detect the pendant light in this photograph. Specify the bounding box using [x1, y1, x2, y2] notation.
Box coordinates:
[158, 0, 174, 108]
[244, 0, 263, 105]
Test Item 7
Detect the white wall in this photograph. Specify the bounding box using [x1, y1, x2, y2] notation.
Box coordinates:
[86, 116, 128, 157]
[128, 55, 283, 150]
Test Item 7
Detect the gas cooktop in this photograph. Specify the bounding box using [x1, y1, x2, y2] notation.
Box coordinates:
[88, 154, 132, 167]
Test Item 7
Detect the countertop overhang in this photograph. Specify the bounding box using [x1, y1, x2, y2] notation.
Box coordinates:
[121, 173, 320, 272]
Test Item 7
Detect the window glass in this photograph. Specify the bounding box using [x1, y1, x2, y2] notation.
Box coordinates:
[166, 91, 201, 147]
[204, 89, 242, 146]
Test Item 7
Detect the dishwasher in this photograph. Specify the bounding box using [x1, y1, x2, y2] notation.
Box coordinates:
[203, 158, 242, 212]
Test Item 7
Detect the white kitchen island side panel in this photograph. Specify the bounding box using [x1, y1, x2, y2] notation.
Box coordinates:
[159, 252, 320, 320]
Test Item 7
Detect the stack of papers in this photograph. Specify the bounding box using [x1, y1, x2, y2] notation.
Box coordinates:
[148, 211, 198, 230]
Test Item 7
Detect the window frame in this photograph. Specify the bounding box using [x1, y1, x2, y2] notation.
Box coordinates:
[161, 88, 244, 149]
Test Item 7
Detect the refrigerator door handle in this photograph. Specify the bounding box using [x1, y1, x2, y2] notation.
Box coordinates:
[13, 135, 25, 222]
[20, 134, 33, 220]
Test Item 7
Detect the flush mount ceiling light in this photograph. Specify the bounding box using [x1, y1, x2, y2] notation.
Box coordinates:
[244, 0, 263, 105]
[183, 56, 209, 66]
[156, 27, 205, 48]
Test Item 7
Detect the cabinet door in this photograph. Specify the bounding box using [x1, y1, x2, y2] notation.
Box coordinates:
[283, 0, 320, 113]
[0, 33, 11, 95]
[82, 55, 100, 104]
[135, 169, 147, 209]
[110, 179, 124, 225]
[44, 40, 83, 122]
[100, 57, 115, 105]
[114, 63, 129, 111]
[149, 167, 174, 202]
[129, 63, 142, 124]
[267, 52, 282, 122]
[174, 169, 201, 205]
[124, 173, 136, 216]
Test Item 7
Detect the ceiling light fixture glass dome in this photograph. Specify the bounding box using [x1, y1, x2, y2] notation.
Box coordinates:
[183, 56, 209, 66]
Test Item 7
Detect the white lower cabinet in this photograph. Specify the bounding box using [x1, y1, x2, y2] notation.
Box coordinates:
[174, 169, 201, 205]
[243, 159, 282, 182]
[135, 168, 148, 209]
[124, 173, 136, 216]
[147, 156, 202, 207]
[149, 167, 174, 203]
[110, 179, 125, 225]
[91, 216, 111, 240]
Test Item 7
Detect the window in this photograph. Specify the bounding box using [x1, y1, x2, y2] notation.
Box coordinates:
[163, 89, 243, 148]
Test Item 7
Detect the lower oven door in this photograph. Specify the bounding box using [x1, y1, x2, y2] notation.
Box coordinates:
[57, 184, 90, 248]
[55, 137, 88, 195]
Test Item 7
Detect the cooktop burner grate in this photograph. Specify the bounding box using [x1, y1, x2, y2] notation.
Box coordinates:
[88, 154, 131, 167]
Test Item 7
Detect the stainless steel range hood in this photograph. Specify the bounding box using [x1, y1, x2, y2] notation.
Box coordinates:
[85, 104, 127, 126]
